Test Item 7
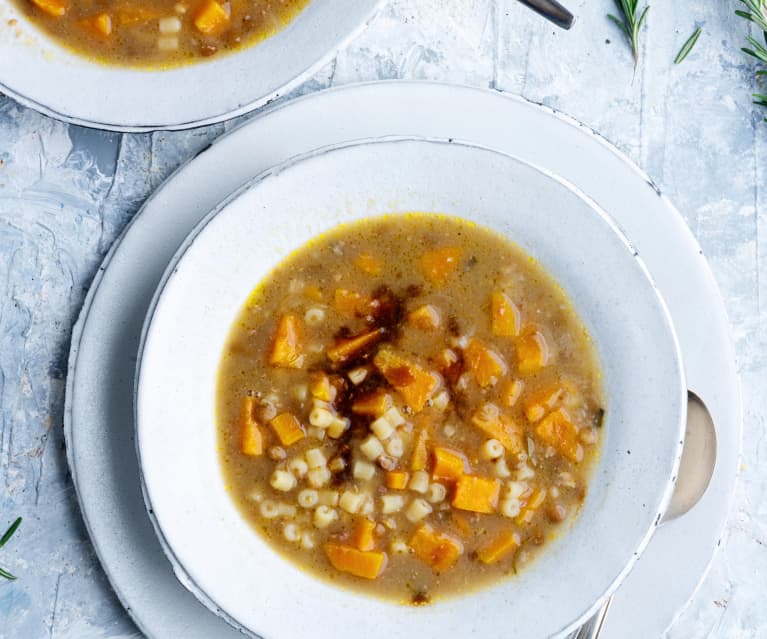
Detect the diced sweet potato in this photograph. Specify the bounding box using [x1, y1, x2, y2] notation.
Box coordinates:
[491, 291, 521, 337]
[420, 247, 462, 285]
[354, 253, 383, 276]
[115, 4, 161, 24]
[334, 288, 373, 317]
[471, 403, 524, 455]
[269, 412, 305, 447]
[431, 447, 467, 483]
[327, 328, 384, 364]
[524, 386, 563, 422]
[535, 409, 583, 463]
[409, 524, 463, 572]
[501, 379, 524, 407]
[325, 543, 387, 579]
[477, 530, 520, 564]
[239, 396, 263, 456]
[81, 12, 112, 35]
[269, 314, 304, 369]
[410, 427, 429, 471]
[516, 488, 547, 525]
[408, 304, 441, 330]
[516, 329, 549, 375]
[309, 372, 336, 403]
[352, 389, 392, 417]
[385, 470, 409, 490]
[350, 518, 377, 551]
[463, 339, 507, 388]
[193, 0, 229, 34]
[31, 0, 68, 17]
[373, 348, 438, 413]
[303, 284, 323, 302]
[452, 475, 501, 514]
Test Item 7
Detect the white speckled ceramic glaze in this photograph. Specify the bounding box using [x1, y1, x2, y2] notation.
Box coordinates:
[135, 137, 686, 639]
[0, 0, 381, 130]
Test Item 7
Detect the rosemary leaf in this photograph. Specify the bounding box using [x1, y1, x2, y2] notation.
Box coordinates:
[0, 567, 17, 581]
[607, 0, 650, 69]
[0, 518, 21, 549]
[675, 27, 702, 64]
[737, 0, 767, 117]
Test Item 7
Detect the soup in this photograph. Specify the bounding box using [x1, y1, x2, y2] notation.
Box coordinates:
[217, 214, 605, 604]
[13, 0, 309, 67]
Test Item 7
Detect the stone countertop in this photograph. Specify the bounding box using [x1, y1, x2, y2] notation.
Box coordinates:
[0, 1, 764, 637]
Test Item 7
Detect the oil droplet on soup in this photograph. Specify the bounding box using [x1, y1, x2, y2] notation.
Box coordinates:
[217, 213, 605, 604]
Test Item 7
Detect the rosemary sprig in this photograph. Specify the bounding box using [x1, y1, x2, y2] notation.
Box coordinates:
[0, 517, 22, 581]
[608, 0, 650, 68]
[736, 0, 767, 118]
[674, 27, 702, 65]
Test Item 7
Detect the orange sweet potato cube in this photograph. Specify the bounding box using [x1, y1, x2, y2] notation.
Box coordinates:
[535, 409, 582, 463]
[477, 530, 520, 564]
[32, 0, 68, 16]
[523, 386, 563, 423]
[334, 288, 373, 317]
[491, 291, 521, 337]
[464, 339, 508, 388]
[410, 427, 429, 472]
[193, 0, 230, 34]
[352, 389, 392, 417]
[373, 348, 438, 413]
[502, 379, 524, 407]
[408, 304, 441, 330]
[471, 403, 524, 455]
[325, 543, 387, 579]
[452, 475, 501, 514]
[385, 470, 409, 490]
[431, 447, 467, 483]
[269, 314, 304, 368]
[409, 524, 463, 572]
[269, 412, 305, 447]
[309, 371, 336, 403]
[350, 518, 377, 551]
[239, 396, 263, 456]
[420, 247, 462, 285]
[516, 329, 550, 375]
[354, 253, 383, 276]
[327, 328, 384, 364]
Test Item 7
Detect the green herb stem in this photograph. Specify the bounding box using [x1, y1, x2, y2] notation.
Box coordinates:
[608, 0, 650, 69]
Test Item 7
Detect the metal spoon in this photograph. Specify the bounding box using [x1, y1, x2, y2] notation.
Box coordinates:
[517, 0, 575, 30]
[574, 392, 718, 639]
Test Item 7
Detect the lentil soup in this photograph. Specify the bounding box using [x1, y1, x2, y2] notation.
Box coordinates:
[13, 0, 309, 67]
[217, 213, 605, 604]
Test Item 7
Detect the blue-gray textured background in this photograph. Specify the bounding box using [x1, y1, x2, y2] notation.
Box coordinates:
[0, 1, 765, 637]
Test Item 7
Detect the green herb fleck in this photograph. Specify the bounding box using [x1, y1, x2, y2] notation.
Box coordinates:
[0, 517, 21, 581]
[674, 27, 702, 64]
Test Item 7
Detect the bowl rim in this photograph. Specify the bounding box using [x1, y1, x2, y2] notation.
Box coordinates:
[0, 0, 384, 132]
[134, 135, 687, 639]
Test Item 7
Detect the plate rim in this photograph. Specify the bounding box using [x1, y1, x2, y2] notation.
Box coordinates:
[132, 134, 687, 639]
[63, 81, 743, 639]
[0, 1, 385, 132]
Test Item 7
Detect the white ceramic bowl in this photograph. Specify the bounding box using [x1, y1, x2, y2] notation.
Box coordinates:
[0, 0, 381, 130]
[136, 138, 686, 639]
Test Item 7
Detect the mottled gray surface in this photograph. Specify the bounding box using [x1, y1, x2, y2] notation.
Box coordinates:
[0, 1, 764, 637]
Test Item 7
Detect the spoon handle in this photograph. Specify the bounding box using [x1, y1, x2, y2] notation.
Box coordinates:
[573, 597, 612, 639]
[517, 0, 575, 29]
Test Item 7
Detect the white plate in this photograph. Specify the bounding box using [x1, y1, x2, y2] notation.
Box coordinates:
[0, 0, 381, 131]
[64, 82, 741, 639]
[136, 137, 685, 639]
